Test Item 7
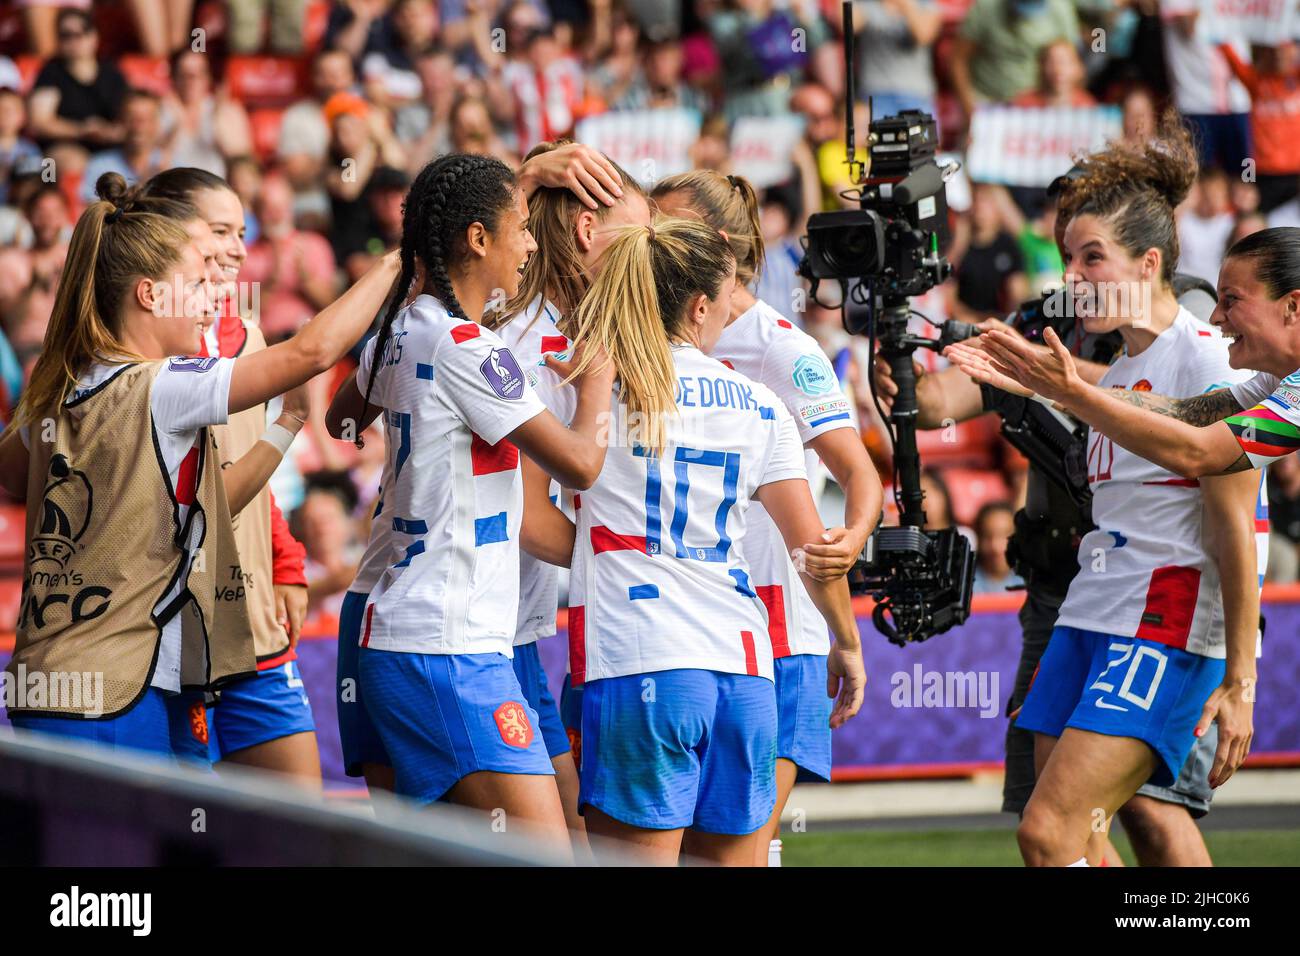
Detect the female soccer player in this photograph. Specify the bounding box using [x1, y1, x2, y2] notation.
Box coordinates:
[142, 167, 320, 785]
[651, 170, 883, 865]
[322, 154, 613, 856]
[488, 140, 650, 846]
[325, 143, 628, 797]
[946, 125, 1261, 866]
[0, 172, 403, 760]
[547, 216, 866, 865]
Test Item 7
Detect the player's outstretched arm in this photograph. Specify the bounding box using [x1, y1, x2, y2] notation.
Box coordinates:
[1197, 469, 1260, 789]
[949, 328, 1254, 477]
[519, 457, 576, 567]
[228, 251, 402, 416]
[755, 476, 865, 728]
[325, 375, 383, 443]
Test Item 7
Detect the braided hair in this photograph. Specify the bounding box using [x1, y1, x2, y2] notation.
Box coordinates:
[358, 153, 518, 442]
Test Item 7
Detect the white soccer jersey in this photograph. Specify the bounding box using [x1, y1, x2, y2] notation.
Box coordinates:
[358, 295, 547, 656]
[710, 299, 855, 657]
[500, 296, 573, 644]
[1056, 308, 1254, 658]
[568, 344, 808, 684]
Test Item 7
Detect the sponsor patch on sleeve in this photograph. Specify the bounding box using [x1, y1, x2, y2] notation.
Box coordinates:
[479, 347, 526, 401]
[167, 356, 219, 373]
[799, 397, 851, 422]
[791, 353, 837, 396]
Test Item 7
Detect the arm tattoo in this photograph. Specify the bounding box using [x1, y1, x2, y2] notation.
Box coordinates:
[1109, 387, 1243, 426]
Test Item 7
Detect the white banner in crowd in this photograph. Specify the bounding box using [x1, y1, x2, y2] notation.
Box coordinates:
[574, 108, 701, 187]
[729, 115, 805, 189]
[966, 105, 1123, 188]
[1197, 0, 1300, 45]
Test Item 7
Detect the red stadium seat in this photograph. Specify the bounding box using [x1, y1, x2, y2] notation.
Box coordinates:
[118, 54, 172, 95]
[225, 56, 305, 110]
[939, 467, 1012, 528]
[914, 411, 1000, 470]
[250, 107, 285, 163]
[0, 502, 26, 572]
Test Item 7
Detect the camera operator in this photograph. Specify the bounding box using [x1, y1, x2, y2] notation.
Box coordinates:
[874, 169, 1229, 867]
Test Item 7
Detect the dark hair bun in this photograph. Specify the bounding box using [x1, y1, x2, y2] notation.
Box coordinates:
[94, 171, 131, 207]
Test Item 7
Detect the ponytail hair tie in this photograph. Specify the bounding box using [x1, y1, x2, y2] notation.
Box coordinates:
[725, 174, 740, 190]
[105, 205, 124, 224]
[646, 223, 656, 241]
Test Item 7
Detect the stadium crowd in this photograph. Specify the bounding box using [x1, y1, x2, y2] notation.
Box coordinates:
[1, 0, 1299, 638]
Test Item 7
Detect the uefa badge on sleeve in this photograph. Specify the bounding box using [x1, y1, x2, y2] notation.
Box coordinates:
[480, 347, 526, 401]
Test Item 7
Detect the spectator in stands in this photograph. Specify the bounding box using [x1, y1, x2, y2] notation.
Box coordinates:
[1120, 84, 1158, 143]
[279, 48, 358, 197]
[228, 0, 309, 55]
[1226, 210, 1267, 252]
[324, 93, 406, 262]
[1230, 178, 1260, 216]
[27, 8, 127, 154]
[163, 50, 254, 176]
[325, 0, 397, 62]
[791, 81, 849, 212]
[588, 2, 644, 108]
[401, 47, 460, 159]
[951, 0, 1080, 118]
[954, 182, 1028, 322]
[447, 93, 516, 163]
[1003, 190, 1063, 297]
[242, 172, 340, 340]
[1177, 167, 1234, 286]
[80, 90, 169, 203]
[920, 467, 957, 531]
[753, 186, 805, 324]
[19, 1, 91, 60]
[613, 33, 710, 113]
[853, 0, 942, 119]
[22, 184, 70, 297]
[1160, 0, 1251, 174]
[293, 471, 363, 619]
[972, 501, 1024, 593]
[227, 154, 264, 243]
[708, 0, 825, 122]
[497, 16, 585, 149]
[336, 164, 408, 281]
[0, 88, 42, 206]
[0, 247, 35, 353]
[1218, 42, 1300, 214]
[360, 0, 440, 125]
[1011, 37, 1097, 108]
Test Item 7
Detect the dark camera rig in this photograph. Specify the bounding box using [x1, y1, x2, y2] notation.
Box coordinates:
[796, 2, 974, 646]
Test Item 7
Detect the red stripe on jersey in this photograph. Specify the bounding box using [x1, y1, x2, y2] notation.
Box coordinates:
[568, 605, 586, 684]
[175, 445, 199, 506]
[1143, 477, 1200, 487]
[740, 630, 759, 676]
[756, 584, 791, 658]
[470, 432, 520, 475]
[450, 323, 481, 344]
[776, 319, 793, 329]
[572, 493, 581, 510]
[590, 526, 646, 554]
[719, 359, 735, 370]
[540, 335, 568, 355]
[1134, 565, 1201, 649]
[1255, 517, 1270, 533]
[361, 603, 375, 648]
[1196, 330, 1212, 337]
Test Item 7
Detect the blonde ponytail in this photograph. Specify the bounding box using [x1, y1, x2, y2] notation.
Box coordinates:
[566, 216, 735, 455]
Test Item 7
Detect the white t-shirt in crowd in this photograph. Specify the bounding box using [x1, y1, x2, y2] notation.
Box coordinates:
[1056, 308, 1252, 657]
[1160, 1, 1250, 115]
[567, 344, 808, 684]
[1177, 211, 1235, 285]
[357, 295, 547, 656]
[499, 296, 573, 644]
[711, 299, 857, 658]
